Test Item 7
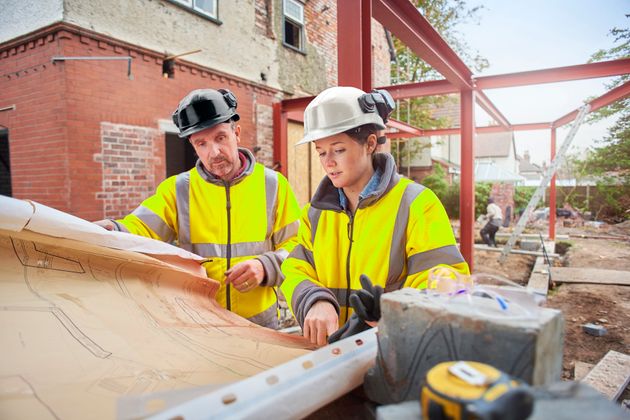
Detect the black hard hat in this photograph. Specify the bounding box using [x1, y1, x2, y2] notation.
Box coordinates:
[172, 88, 240, 138]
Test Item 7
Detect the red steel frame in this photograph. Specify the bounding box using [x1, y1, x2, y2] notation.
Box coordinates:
[273, 0, 630, 270]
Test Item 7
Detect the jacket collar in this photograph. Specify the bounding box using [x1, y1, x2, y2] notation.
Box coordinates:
[311, 153, 400, 212]
[195, 147, 256, 185]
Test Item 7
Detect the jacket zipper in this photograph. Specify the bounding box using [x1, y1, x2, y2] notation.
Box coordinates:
[225, 182, 232, 311]
[345, 211, 354, 323]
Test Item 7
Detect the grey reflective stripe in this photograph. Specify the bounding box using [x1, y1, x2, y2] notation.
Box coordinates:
[307, 206, 322, 244]
[131, 206, 175, 242]
[247, 304, 278, 329]
[175, 172, 191, 250]
[407, 245, 466, 275]
[288, 244, 315, 268]
[273, 220, 299, 246]
[385, 280, 404, 293]
[328, 288, 350, 307]
[193, 240, 273, 258]
[386, 183, 426, 287]
[264, 168, 279, 240]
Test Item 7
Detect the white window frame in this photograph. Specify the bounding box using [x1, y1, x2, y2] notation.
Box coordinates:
[173, 0, 218, 20]
[283, 0, 305, 52]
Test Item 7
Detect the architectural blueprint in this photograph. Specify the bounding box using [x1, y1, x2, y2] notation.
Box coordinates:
[0, 196, 310, 419]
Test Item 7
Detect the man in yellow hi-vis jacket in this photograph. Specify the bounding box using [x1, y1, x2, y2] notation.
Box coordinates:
[281, 87, 470, 345]
[95, 88, 301, 329]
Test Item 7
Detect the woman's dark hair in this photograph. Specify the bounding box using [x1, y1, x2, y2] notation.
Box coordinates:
[344, 123, 379, 144]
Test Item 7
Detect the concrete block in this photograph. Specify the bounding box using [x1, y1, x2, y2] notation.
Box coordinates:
[581, 350, 630, 401]
[375, 401, 420, 420]
[520, 239, 541, 251]
[364, 288, 564, 404]
[582, 323, 607, 336]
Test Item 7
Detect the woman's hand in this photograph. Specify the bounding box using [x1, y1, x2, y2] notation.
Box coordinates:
[303, 301, 339, 347]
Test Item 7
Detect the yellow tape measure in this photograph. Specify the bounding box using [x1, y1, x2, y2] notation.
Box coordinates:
[421, 361, 534, 420]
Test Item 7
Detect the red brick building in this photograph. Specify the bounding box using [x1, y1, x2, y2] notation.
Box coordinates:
[0, 1, 390, 220]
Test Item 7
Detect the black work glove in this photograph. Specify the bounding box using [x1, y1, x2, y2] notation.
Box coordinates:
[327, 313, 371, 343]
[327, 274, 383, 344]
[350, 274, 383, 322]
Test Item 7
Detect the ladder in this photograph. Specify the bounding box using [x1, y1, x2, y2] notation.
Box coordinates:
[498, 104, 591, 264]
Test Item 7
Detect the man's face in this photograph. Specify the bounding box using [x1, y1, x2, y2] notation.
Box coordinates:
[190, 122, 241, 181]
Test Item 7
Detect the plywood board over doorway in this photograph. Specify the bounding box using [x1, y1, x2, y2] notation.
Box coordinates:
[287, 121, 326, 206]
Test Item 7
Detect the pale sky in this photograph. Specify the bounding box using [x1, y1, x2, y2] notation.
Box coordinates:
[457, 0, 628, 165]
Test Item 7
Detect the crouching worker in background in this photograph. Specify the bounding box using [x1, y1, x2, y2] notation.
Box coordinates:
[95, 88, 301, 329]
[281, 86, 470, 346]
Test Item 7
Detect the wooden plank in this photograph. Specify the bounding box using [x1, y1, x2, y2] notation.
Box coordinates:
[550, 267, 630, 286]
[581, 350, 630, 401]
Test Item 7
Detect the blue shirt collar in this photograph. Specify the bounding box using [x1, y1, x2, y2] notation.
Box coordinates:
[338, 167, 383, 211]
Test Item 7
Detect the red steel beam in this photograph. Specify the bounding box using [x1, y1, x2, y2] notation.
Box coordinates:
[553, 80, 630, 128]
[378, 79, 458, 99]
[387, 118, 423, 136]
[338, 0, 372, 89]
[459, 89, 475, 270]
[549, 128, 557, 241]
[475, 90, 511, 129]
[372, 0, 473, 89]
[281, 96, 314, 113]
[272, 102, 288, 177]
[476, 58, 630, 90]
[388, 122, 551, 138]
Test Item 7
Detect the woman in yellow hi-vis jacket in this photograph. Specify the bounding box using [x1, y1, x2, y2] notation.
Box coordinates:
[95, 89, 301, 329]
[280, 86, 470, 345]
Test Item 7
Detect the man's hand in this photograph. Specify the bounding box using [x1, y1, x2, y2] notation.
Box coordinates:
[94, 219, 117, 231]
[225, 259, 265, 293]
[303, 301, 339, 347]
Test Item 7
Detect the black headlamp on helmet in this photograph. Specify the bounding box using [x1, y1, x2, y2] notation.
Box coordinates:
[357, 89, 395, 144]
[172, 88, 240, 138]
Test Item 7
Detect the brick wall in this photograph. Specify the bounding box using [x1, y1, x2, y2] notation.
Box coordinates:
[0, 23, 279, 220]
[491, 183, 515, 224]
[0, 31, 68, 210]
[95, 122, 162, 218]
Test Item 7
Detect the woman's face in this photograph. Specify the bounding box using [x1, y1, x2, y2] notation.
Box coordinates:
[314, 133, 375, 191]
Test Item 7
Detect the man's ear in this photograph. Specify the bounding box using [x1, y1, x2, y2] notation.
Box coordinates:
[234, 124, 241, 143]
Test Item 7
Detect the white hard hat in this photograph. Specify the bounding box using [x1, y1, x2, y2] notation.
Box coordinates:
[296, 86, 387, 145]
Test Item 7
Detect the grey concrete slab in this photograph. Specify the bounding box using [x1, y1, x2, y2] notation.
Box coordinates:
[582, 350, 630, 401]
[527, 257, 551, 296]
[364, 289, 563, 404]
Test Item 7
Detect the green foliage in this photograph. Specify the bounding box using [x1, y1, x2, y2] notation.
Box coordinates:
[390, 0, 488, 164]
[583, 16, 630, 221]
[514, 186, 536, 212]
[474, 182, 492, 218]
[420, 164, 449, 198]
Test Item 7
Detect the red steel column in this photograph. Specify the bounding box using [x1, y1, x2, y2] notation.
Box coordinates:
[549, 127, 557, 240]
[272, 102, 288, 177]
[460, 89, 475, 270]
[337, 0, 372, 90]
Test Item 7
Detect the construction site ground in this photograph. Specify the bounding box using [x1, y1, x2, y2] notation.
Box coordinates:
[474, 221, 630, 394]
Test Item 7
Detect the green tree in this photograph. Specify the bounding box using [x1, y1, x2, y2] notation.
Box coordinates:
[584, 17, 630, 220]
[390, 0, 488, 165]
[421, 164, 449, 199]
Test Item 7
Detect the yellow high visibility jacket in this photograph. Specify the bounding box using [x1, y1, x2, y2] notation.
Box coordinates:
[281, 153, 469, 327]
[116, 148, 301, 328]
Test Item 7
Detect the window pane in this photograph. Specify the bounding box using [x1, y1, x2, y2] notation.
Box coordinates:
[284, 0, 303, 24]
[194, 0, 217, 17]
[284, 20, 302, 50]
